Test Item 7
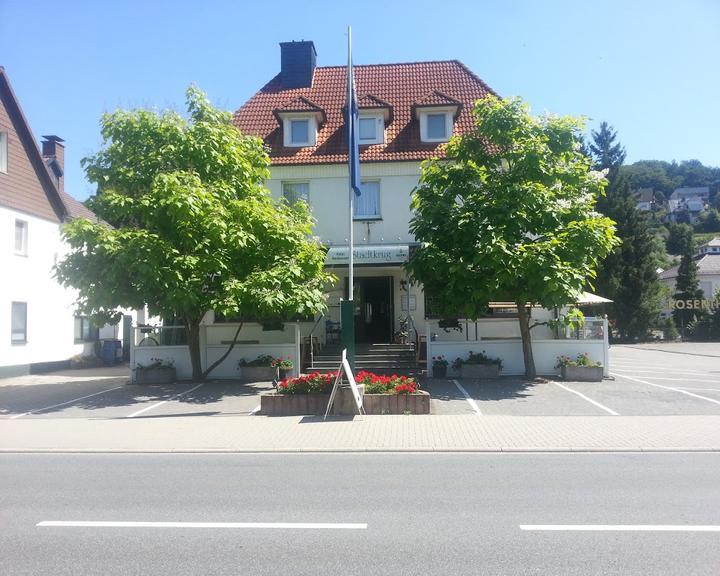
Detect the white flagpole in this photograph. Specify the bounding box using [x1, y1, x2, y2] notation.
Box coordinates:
[347, 26, 354, 303]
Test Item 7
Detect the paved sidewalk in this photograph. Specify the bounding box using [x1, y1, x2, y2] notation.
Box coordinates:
[3, 414, 720, 452]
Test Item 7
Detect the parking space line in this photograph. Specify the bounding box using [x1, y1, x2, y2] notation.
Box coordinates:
[250, 405, 261, 415]
[613, 375, 720, 385]
[611, 367, 715, 376]
[520, 524, 720, 532]
[9, 386, 126, 419]
[611, 373, 720, 407]
[452, 380, 482, 416]
[552, 382, 619, 416]
[37, 520, 367, 530]
[125, 383, 204, 418]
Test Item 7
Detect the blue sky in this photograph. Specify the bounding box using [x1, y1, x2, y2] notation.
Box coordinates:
[1, 0, 718, 200]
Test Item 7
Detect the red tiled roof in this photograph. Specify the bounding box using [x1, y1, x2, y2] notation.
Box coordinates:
[276, 95, 324, 113]
[357, 94, 391, 109]
[414, 90, 461, 108]
[233, 60, 497, 165]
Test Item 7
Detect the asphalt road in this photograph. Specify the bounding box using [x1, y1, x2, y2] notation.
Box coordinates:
[2, 453, 720, 575]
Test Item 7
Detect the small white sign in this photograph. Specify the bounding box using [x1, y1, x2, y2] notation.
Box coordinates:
[324, 349, 364, 419]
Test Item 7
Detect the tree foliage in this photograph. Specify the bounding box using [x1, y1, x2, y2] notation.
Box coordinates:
[56, 86, 333, 379]
[672, 238, 704, 337]
[407, 95, 619, 377]
[589, 122, 665, 341]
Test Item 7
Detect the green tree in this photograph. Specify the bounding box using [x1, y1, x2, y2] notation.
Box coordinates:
[407, 95, 618, 378]
[666, 223, 694, 254]
[672, 238, 703, 338]
[589, 123, 665, 341]
[56, 86, 333, 380]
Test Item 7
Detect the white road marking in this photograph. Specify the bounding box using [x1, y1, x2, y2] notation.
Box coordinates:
[520, 524, 720, 532]
[676, 388, 720, 392]
[10, 386, 125, 419]
[614, 376, 720, 384]
[453, 379, 482, 416]
[125, 384, 204, 418]
[552, 381, 619, 416]
[37, 520, 367, 530]
[250, 405, 261, 415]
[611, 367, 715, 376]
[611, 373, 720, 407]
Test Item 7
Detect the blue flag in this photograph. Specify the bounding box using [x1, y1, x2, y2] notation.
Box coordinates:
[347, 34, 361, 196]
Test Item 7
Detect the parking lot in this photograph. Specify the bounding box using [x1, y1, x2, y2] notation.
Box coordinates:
[1, 343, 719, 420]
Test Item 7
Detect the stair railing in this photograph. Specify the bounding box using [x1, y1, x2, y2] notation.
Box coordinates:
[306, 314, 325, 370]
[400, 313, 420, 366]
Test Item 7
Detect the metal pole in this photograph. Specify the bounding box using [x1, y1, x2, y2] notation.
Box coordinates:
[347, 26, 354, 304]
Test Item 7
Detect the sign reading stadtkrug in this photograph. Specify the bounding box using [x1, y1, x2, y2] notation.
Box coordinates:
[326, 244, 410, 265]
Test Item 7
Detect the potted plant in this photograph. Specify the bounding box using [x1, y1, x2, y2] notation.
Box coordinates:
[238, 354, 277, 382]
[271, 357, 294, 379]
[431, 355, 449, 378]
[555, 353, 603, 381]
[452, 350, 502, 379]
[134, 357, 176, 384]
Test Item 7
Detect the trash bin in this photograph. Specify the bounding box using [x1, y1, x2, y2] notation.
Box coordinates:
[101, 339, 122, 365]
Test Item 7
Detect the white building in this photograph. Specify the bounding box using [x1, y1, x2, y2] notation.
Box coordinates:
[659, 238, 720, 301]
[668, 187, 709, 223]
[0, 67, 129, 377]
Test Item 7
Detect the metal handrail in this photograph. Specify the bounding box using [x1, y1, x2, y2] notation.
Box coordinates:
[306, 314, 326, 368]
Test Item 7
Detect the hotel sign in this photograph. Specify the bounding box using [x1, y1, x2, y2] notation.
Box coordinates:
[326, 244, 410, 265]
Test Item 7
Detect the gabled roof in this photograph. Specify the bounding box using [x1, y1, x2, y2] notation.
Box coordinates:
[414, 90, 462, 108]
[233, 60, 497, 165]
[670, 187, 710, 200]
[0, 66, 96, 223]
[634, 188, 654, 203]
[659, 254, 720, 280]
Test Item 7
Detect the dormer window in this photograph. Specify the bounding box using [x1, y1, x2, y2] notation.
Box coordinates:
[358, 114, 384, 145]
[274, 96, 326, 148]
[414, 91, 462, 144]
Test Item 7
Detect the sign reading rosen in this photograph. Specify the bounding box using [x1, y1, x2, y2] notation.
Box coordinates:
[326, 244, 410, 265]
[669, 298, 720, 311]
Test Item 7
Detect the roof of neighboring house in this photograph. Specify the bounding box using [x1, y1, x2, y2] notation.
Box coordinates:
[233, 60, 497, 165]
[703, 238, 720, 248]
[0, 66, 97, 223]
[669, 187, 710, 200]
[659, 254, 720, 280]
[634, 188, 654, 203]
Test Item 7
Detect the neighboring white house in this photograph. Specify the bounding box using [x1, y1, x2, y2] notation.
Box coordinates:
[0, 66, 132, 377]
[659, 238, 720, 303]
[668, 187, 710, 223]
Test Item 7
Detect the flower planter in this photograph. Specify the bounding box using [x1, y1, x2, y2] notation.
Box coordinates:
[459, 364, 500, 379]
[240, 366, 278, 382]
[261, 389, 430, 416]
[363, 391, 430, 414]
[433, 365, 448, 378]
[134, 366, 176, 385]
[278, 368, 291, 380]
[561, 365, 603, 381]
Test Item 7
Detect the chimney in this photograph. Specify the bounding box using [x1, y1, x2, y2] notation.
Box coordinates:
[280, 41, 316, 89]
[42, 135, 65, 193]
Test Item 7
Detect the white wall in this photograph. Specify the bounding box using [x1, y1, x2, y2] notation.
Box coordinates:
[0, 206, 88, 371]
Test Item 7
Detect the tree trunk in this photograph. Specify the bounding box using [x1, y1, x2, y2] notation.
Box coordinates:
[516, 301, 537, 379]
[202, 322, 244, 380]
[186, 319, 203, 381]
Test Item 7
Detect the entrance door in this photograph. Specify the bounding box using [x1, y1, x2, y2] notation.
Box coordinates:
[347, 276, 393, 343]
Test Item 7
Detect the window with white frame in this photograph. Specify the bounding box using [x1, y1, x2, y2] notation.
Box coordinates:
[354, 180, 381, 219]
[358, 114, 384, 145]
[282, 116, 316, 147]
[0, 132, 7, 173]
[419, 109, 455, 142]
[282, 181, 309, 204]
[14, 219, 27, 256]
[11, 302, 27, 344]
[74, 316, 99, 342]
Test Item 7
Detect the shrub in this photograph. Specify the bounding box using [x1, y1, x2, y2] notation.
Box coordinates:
[355, 371, 420, 394]
[270, 357, 293, 369]
[452, 350, 503, 371]
[239, 354, 275, 368]
[276, 372, 335, 395]
[555, 353, 601, 368]
[431, 355, 448, 368]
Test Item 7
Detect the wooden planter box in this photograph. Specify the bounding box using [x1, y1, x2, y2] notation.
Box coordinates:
[239, 366, 278, 382]
[459, 364, 500, 379]
[433, 365, 448, 378]
[261, 389, 431, 416]
[561, 365, 603, 381]
[363, 391, 430, 414]
[134, 366, 176, 384]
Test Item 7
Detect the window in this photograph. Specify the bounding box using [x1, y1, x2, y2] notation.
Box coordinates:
[427, 113, 448, 140]
[11, 302, 27, 344]
[283, 182, 309, 204]
[14, 219, 27, 255]
[74, 316, 99, 342]
[358, 115, 384, 144]
[290, 119, 309, 145]
[0, 132, 7, 173]
[354, 180, 381, 219]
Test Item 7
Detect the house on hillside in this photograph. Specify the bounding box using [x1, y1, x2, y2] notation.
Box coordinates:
[634, 188, 655, 211]
[0, 67, 134, 376]
[668, 187, 709, 223]
[659, 237, 720, 303]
